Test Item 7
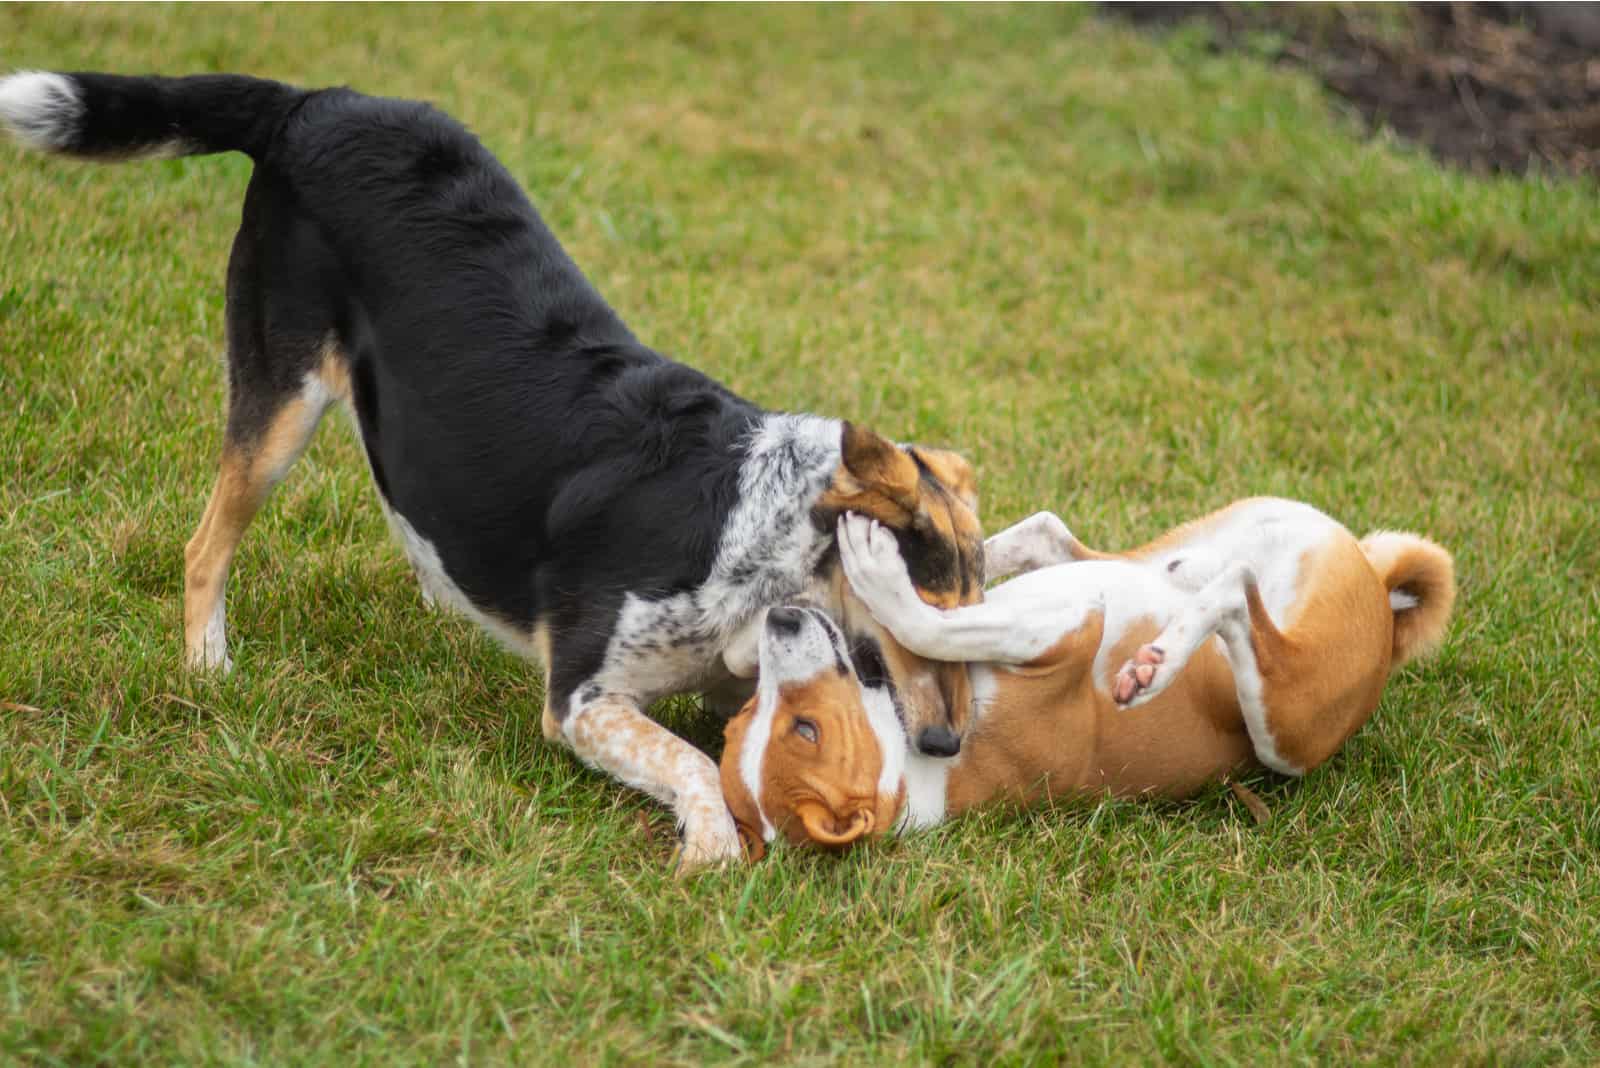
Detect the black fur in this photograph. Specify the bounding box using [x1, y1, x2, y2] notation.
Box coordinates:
[58, 73, 770, 707]
[284, 86, 769, 704]
[60, 72, 299, 158]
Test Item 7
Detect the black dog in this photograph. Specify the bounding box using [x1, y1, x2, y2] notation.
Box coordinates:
[1, 71, 984, 865]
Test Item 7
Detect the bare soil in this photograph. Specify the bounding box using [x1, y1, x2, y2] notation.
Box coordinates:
[1105, 2, 1600, 178]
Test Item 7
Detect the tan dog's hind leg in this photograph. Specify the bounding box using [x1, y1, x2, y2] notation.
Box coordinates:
[562, 692, 741, 871]
[184, 382, 332, 672]
[1115, 562, 1387, 776]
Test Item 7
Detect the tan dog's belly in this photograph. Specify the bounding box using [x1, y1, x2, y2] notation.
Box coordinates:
[945, 619, 1257, 814]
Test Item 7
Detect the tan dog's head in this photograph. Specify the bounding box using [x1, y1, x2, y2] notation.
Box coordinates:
[815, 422, 984, 759]
[720, 604, 907, 859]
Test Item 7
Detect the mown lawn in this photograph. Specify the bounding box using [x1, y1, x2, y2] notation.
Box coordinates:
[2, 5, 1596, 1064]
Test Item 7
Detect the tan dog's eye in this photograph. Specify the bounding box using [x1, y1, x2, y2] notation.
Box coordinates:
[793, 718, 819, 744]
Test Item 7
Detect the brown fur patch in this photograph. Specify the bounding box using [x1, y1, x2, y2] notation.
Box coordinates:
[944, 613, 1109, 813]
[947, 614, 1253, 813]
[1246, 538, 1393, 772]
[820, 422, 920, 522]
[909, 446, 978, 513]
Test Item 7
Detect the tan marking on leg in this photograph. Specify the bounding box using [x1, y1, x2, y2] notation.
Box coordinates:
[183, 389, 326, 672]
[531, 624, 562, 740]
[184, 450, 263, 671]
[315, 338, 352, 405]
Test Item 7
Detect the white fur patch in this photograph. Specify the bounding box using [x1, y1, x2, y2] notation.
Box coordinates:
[0, 71, 82, 152]
[1150, 498, 1337, 627]
[1222, 632, 1302, 777]
[1389, 589, 1420, 611]
[898, 753, 950, 831]
[383, 508, 540, 660]
[192, 596, 232, 674]
[738, 706, 777, 844]
[982, 511, 1078, 578]
[863, 686, 906, 800]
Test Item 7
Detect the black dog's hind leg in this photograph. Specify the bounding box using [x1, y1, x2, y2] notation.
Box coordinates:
[183, 182, 346, 671]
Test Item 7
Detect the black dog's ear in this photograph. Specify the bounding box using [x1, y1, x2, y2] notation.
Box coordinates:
[822, 422, 920, 521]
[909, 445, 978, 515]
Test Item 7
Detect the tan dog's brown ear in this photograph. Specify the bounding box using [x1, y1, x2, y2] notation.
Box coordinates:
[910, 446, 978, 514]
[719, 698, 767, 861]
[795, 800, 876, 849]
[832, 422, 920, 518]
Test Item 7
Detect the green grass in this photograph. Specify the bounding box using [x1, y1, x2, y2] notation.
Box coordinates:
[2, 4, 1597, 1063]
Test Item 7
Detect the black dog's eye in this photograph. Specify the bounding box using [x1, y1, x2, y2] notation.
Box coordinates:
[850, 638, 889, 690]
[793, 717, 819, 744]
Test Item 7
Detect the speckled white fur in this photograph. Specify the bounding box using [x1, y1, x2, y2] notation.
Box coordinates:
[584, 414, 842, 703]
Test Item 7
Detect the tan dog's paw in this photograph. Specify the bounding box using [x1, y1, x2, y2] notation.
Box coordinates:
[674, 804, 743, 875]
[1113, 644, 1165, 707]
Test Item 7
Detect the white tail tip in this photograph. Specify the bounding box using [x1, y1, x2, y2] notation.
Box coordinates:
[0, 70, 82, 152]
[1389, 589, 1420, 612]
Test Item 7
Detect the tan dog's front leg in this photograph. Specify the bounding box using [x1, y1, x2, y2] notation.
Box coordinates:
[562, 692, 742, 871]
[840, 514, 1104, 665]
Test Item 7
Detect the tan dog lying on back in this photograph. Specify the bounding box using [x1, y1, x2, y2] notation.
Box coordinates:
[720, 498, 1455, 850]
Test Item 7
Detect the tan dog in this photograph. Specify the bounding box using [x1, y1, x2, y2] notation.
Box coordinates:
[721, 498, 1455, 850]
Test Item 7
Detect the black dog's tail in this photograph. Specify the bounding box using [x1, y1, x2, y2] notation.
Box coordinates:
[0, 70, 304, 162]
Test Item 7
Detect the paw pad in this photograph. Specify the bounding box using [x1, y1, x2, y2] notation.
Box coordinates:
[1113, 645, 1166, 705]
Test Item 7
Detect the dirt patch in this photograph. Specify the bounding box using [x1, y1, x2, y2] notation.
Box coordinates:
[1104, 3, 1600, 178]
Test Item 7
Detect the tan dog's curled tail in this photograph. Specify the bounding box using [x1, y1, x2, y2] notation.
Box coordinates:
[1359, 531, 1456, 668]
